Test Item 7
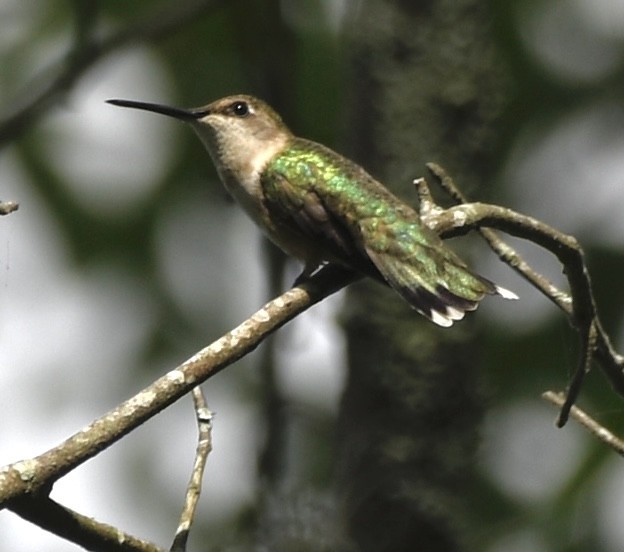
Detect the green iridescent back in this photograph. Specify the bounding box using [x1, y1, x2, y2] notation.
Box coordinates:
[261, 138, 500, 326]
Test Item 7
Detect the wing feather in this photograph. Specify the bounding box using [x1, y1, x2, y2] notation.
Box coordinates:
[261, 167, 378, 275]
[260, 139, 515, 326]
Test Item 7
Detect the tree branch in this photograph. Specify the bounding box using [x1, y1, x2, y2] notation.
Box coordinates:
[9, 495, 164, 552]
[0, 265, 357, 510]
[2, 163, 624, 548]
[423, 164, 624, 425]
[542, 391, 624, 457]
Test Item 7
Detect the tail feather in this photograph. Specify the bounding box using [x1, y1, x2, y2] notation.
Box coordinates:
[398, 284, 467, 327]
[494, 284, 519, 300]
[365, 245, 517, 327]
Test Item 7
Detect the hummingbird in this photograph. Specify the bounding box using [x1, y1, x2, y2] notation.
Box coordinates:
[107, 95, 517, 327]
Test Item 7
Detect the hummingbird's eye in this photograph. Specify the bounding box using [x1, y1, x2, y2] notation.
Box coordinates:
[231, 101, 249, 117]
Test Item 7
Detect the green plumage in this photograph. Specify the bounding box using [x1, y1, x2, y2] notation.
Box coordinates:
[261, 139, 504, 326]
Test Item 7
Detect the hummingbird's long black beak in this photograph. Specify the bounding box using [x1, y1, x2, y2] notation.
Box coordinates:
[106, 99, 203, 121]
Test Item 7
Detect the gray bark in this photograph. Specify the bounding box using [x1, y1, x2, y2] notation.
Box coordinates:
[337, 2, 510, 550]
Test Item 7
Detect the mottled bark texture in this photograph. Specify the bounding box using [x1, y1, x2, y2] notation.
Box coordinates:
[337, 2, 510, 551]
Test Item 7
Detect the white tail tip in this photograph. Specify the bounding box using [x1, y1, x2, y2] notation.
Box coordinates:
[495, 285, 519, 300]
[430, 309, 454, 327]
[429, 305, 466, 327]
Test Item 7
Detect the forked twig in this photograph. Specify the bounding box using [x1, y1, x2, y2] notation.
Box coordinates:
[421, 164, 624, 425]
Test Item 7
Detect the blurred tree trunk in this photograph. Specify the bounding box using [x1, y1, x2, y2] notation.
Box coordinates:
[337, 2, 510, 551]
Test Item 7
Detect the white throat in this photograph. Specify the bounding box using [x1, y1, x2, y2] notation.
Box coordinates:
[191, 119, 290, 224]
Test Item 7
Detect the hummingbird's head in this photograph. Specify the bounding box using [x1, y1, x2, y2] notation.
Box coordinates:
[190, 95, 293, 169]
[107, 95, 292, 174]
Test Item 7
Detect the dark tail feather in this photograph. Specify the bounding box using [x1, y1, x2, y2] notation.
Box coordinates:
[364, 246, 517, 327]
[399, 280, 517, 327]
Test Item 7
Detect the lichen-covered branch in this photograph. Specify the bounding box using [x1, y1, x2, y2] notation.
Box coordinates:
[423, 164, 624, 425]
[0, 266, 358, 549]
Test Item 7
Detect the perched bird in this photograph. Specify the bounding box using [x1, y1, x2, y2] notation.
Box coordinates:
[108, 95, 516, 326]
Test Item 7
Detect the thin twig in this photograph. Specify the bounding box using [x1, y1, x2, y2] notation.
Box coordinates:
[10, 495, 164, 552]
[170, 387, 213, 552]
[542, 391, 624, 456]
[413, 177, 444, 220]
[557, 320, 597, 427]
